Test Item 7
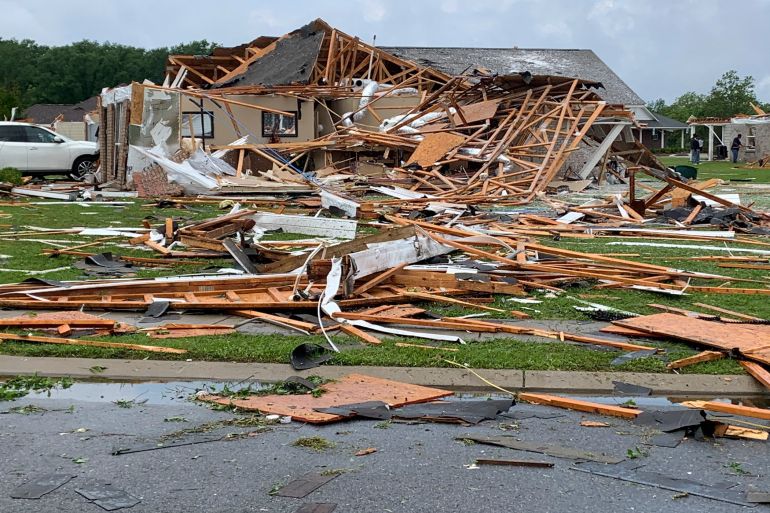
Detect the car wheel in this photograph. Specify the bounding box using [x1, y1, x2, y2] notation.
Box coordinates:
[71, 156, 97, 179]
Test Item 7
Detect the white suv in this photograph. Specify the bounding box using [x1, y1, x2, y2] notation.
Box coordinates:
[0, 122, 99, 177]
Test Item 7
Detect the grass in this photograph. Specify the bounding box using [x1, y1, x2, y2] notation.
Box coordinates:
[292, 436, 336, 452]
[660, 156, 770, 183]
[0, 331, 745, 374]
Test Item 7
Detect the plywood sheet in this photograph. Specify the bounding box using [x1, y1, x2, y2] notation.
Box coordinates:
[202, 374, 453, 424]
[614, 313, 770, 365]
[406, 133, 466, 168]
[451, 99, 500, 125]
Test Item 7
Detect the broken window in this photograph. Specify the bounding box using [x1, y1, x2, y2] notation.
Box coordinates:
[262, 111, 297, 138]
[747, 127, 756, 149]
[180, 111, 214, 138]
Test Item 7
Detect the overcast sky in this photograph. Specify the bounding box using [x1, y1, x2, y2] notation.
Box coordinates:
[3, 0, 769, 104]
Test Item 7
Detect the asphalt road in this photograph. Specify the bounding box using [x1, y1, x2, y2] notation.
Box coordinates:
[0, 383, 768, 513]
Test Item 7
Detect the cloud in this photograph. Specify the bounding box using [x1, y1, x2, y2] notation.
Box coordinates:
[757, 75, 770, 102]
[360, 0, 387, 22]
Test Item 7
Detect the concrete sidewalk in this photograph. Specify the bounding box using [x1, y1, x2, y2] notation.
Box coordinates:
[0, 355, 765, 395]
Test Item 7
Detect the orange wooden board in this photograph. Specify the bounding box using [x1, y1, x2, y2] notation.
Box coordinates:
[202, 374, 453, 424]
[614, 313, 770, 366]
[406, 133, 466, 168]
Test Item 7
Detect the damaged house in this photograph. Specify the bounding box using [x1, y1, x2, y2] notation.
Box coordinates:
[97, 18, 667, 199]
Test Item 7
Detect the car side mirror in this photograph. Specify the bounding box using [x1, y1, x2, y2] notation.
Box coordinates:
[53, 136, 64, 143]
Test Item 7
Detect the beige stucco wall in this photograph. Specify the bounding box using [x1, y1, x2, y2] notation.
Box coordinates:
[53, 121, 87, 141]
[180, 94, 315, 146]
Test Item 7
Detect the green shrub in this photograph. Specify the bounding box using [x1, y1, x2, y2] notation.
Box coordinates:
[0, 167, 22, 185]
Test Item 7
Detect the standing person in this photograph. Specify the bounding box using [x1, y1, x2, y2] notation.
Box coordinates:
[731, 134, 743, 163]
[690, 135, 701, 164]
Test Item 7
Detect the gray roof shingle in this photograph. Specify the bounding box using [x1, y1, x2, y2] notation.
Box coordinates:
[382, 47, 644, 106]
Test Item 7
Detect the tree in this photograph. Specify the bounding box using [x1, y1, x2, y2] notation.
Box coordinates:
[0, 84, 23, 119]
[0, 38, 220, 113]
[703, 70, 757, 118]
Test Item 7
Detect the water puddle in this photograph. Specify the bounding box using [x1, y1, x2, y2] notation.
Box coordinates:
[2, 376, 768, 409]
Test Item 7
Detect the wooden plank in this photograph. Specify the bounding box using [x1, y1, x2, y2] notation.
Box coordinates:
[0, 333, 186, 354]
[666, 350, 725, 370]
[395, 342, 458, 352]
[739, 361, 770, 390]
[692, 302, 763, 321]
[339, 323, 382, 345]
[0, 319, 116, 328]
[352, 263, 407, 296]
[615, 313, 770, 367]
[518, 392, 642, 419]
[679, 400, 770, 421]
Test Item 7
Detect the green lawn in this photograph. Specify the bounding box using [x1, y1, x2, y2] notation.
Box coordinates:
[0, 332, 744, 375]
[660, 156, 770, 183]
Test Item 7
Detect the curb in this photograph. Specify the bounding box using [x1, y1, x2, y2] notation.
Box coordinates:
[0, 355, 765, 396]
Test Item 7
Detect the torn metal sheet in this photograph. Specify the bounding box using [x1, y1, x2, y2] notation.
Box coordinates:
[371, 185, 435, 200]
[572, 461, 751, 507]
[461, 436, 624, 464]
[275, 473, 337, 498]
[252, 212, 357, 239]
[323, 258, 465, 344]
[348, 233, 453, 281]
[74, 482, 141, 511]
[10, 473, 75, 499]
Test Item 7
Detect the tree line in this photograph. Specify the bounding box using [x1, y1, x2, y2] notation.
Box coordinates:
[0, 38, 218, 119]
[647, 70, 769, 122]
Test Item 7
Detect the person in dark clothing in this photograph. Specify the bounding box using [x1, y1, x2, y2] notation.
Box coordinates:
[731, 134, 743, 163]
[690, 135, 701, 164]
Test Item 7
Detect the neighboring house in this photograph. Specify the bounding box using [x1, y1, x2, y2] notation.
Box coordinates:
[384, 47, 655, 123]
[723, 116, 770, 162]
[22, 96, 99, 141]
[637, 112, 689, 150]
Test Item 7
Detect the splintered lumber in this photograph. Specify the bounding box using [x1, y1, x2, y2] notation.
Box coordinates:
[0, 333, 187, 354]
[0, 319, 116, 328]
[395, 342, 459, 352]
[666, 351, 725, 370]
[615, 313, 770, 366]
[739, 361, 770, 390]
[338, 323, 382, 345]
[679, 400, 770, 421]
[692, 302, 763, 321]
[200, 374, 453, 424]
[518, 392, 642, 419]
[334, 312, 657, 352]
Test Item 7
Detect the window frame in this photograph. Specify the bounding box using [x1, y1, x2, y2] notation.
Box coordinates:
[180, 111, 215, 138]
[261, 110, 298, 138]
